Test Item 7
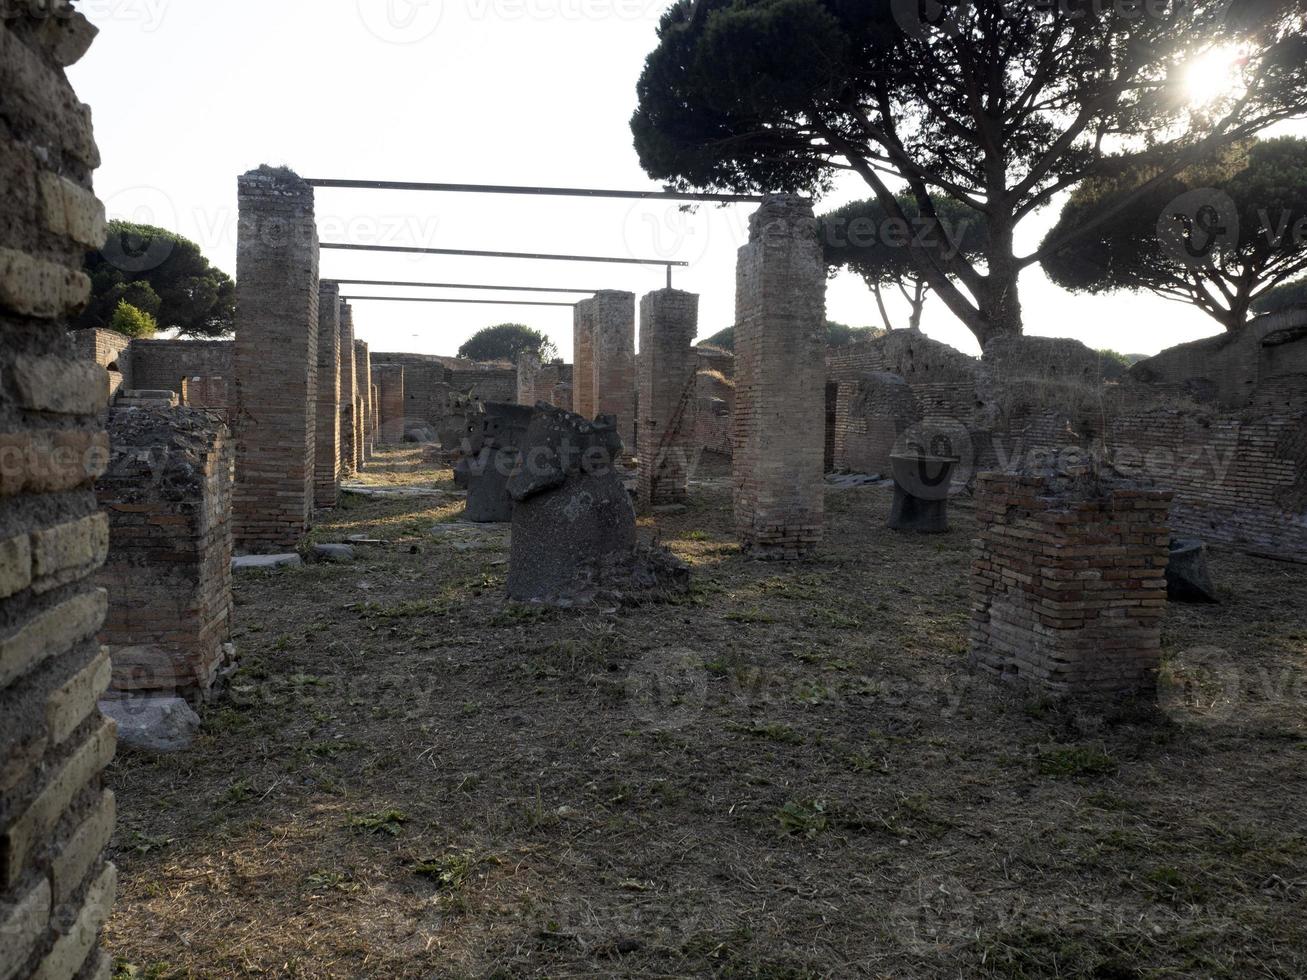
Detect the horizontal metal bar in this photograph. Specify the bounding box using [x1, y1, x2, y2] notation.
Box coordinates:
[307, 178, 765, 204]
[330, 278, 597, 295]
[322, 242, 688, 267]
[341, 295, 576, 308]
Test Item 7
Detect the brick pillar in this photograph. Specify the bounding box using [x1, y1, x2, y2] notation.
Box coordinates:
[354, 340, 372, 463]
[592, 290, 636, 451]
[0, 9, 119, 978]
[314, 282, 341, 507]
[638, 289, 700, 508]
[732, 195, 826, 559]
[572, 299, 596, 418]
[370, 383, 380, 453]
[233, 166, 319, 552]
[375, 364, 405, 443]
[970, 470, 1172, 697]
[517, 351, 542, 405]
[338, 300, 356, 478]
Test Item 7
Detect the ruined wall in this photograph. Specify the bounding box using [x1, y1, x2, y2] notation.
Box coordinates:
[695, 347, 735, 458]
[838, 373, 923, 476]
[374, 364, 406, 444]
[94, 408, 233, 699]
[0, 7, 119, 977]
[128, 339, 233, 399]
[314, 282, 341, 508]
[732, 196, 826, 558]
[638, 289, 699, 507]
[179, 377, 229, 417]
[71, 327, 131, 399]
[971, 472, 1171, 696]
[232, 167, 319, 552]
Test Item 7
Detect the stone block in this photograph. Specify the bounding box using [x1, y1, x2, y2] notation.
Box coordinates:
[0, 247, 90, 318]
[11, 354, 107, 414]
[0, 588, 107, 690]
[0, 535, 32, 599]
[46, 648, 111, 746]
[98, 696, 199, 753]
[0, 878, 49, 980]
[38, 172, 107, 248]
[51, 790, 114, 905]
[30, 512, 109, 592]
[3, 720, 115, 889]
[33, 862, 115, 980]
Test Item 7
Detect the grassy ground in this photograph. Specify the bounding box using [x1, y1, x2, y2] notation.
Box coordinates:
[106, 448, 1307, 979]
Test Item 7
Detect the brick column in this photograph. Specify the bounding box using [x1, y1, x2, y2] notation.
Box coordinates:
[314, 282, 341, 507]
[338, 300, 356, 478]
[517, 351, 541, 405]
[370, 383, 380, 452]
[572, 299, 596, 418]
[233, 166, 319, 552]
[592, 291, 637, 451]
[638, 289, 699, 507]
[732, 195, 826, 559]
[970, 470, 1172, 696]
[353, 340, 371, 465]
[0, 9, 119, 978]
[375, 364, 405, 444]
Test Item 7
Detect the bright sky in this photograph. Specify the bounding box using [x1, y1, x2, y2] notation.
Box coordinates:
[70, 0, 1305, 360]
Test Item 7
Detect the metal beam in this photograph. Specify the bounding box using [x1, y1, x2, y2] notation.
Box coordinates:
[330, 278, 597, 295]
[306, 178, 765, 204]
[321, 242, 688, 267]
[341, 295, 576, 308]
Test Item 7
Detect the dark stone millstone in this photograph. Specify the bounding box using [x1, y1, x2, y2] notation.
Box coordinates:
[506, 405, 687, 604]
[887, 453, 957, 533]
[1166, 538, 1219, 603]
[457, 402, 534, 523]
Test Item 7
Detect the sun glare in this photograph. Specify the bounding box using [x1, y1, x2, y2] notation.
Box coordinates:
[1183, 45, 1249, 107]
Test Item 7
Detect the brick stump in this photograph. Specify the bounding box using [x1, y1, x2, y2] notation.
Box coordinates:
[95, 408, 234, 700]
[374, 364, 405, 444]
[732, 195, 827, 558]
[970, 469, 1172, 697]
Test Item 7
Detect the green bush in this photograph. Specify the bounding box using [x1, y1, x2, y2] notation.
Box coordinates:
[109, 300, 158, 339]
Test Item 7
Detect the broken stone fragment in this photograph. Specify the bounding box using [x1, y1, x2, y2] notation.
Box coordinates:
[311, 543, 356, 563]
[99, 695, 200, 753]
[231, 553, 302, 571]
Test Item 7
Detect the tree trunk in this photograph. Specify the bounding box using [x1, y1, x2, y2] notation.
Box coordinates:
[975, 219, 1025, 347]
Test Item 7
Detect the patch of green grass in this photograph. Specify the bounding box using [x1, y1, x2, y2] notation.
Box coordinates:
[412, 851, 494, 891]
[358, 598, 454, 619]
[732, 721, 805, 745]
[775, 799, 829, 837]
[346, 809, 408, 836]
[1036, 745, 1118, 778]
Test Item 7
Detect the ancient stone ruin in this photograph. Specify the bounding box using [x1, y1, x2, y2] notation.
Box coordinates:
[970, 462, 1172, 696]
[506, 406, 687, 604]
[458, 402, 535, 523]
[637, 288, 700, 508]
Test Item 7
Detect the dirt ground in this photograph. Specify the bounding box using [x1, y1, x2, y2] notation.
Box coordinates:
[106, 448, 1306, 979]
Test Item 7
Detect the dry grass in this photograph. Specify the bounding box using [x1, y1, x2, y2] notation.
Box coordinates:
[105, 448, 1307, 979]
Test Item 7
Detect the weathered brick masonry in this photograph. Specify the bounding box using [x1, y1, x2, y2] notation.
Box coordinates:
[232, 166, 319, 552]
[0, 7, 119, 977]
[592, 291, 637, 451]
[339, 300, 356, 478]
[94, 409, 233, 699]
[638, 289, 699, 507]
[128, 339, 232, 400]
[732, 195, 827, 558]
[572, 300, 597, 419]
[355, 340, 373, 461]
[374, 364, 406, 444]
[970, 471, 1172, 696]
[315, 282, 341, 508]
[71, 327, 131, 399]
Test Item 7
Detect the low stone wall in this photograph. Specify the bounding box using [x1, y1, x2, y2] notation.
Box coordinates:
[94, 408, 234, 699]
[1, 7, 119, 976]
[970, 471, 1171, 696]
[129, 339, 233, 396]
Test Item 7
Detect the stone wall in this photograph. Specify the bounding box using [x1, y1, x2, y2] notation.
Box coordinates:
[970, 471, 1171, 696]
[71, 327, 131, 400]
[314, 282, 341, 508]
[732, 196, 826, 558]
[374, 364, 405, 444]
[838, 372, 923, 476]
[179, 377, 229, 417]
[94, 408, 233, 699]
[0, 7, 119, 977]
[638, 289, 699, 507]
[232, 167, 319, 552]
